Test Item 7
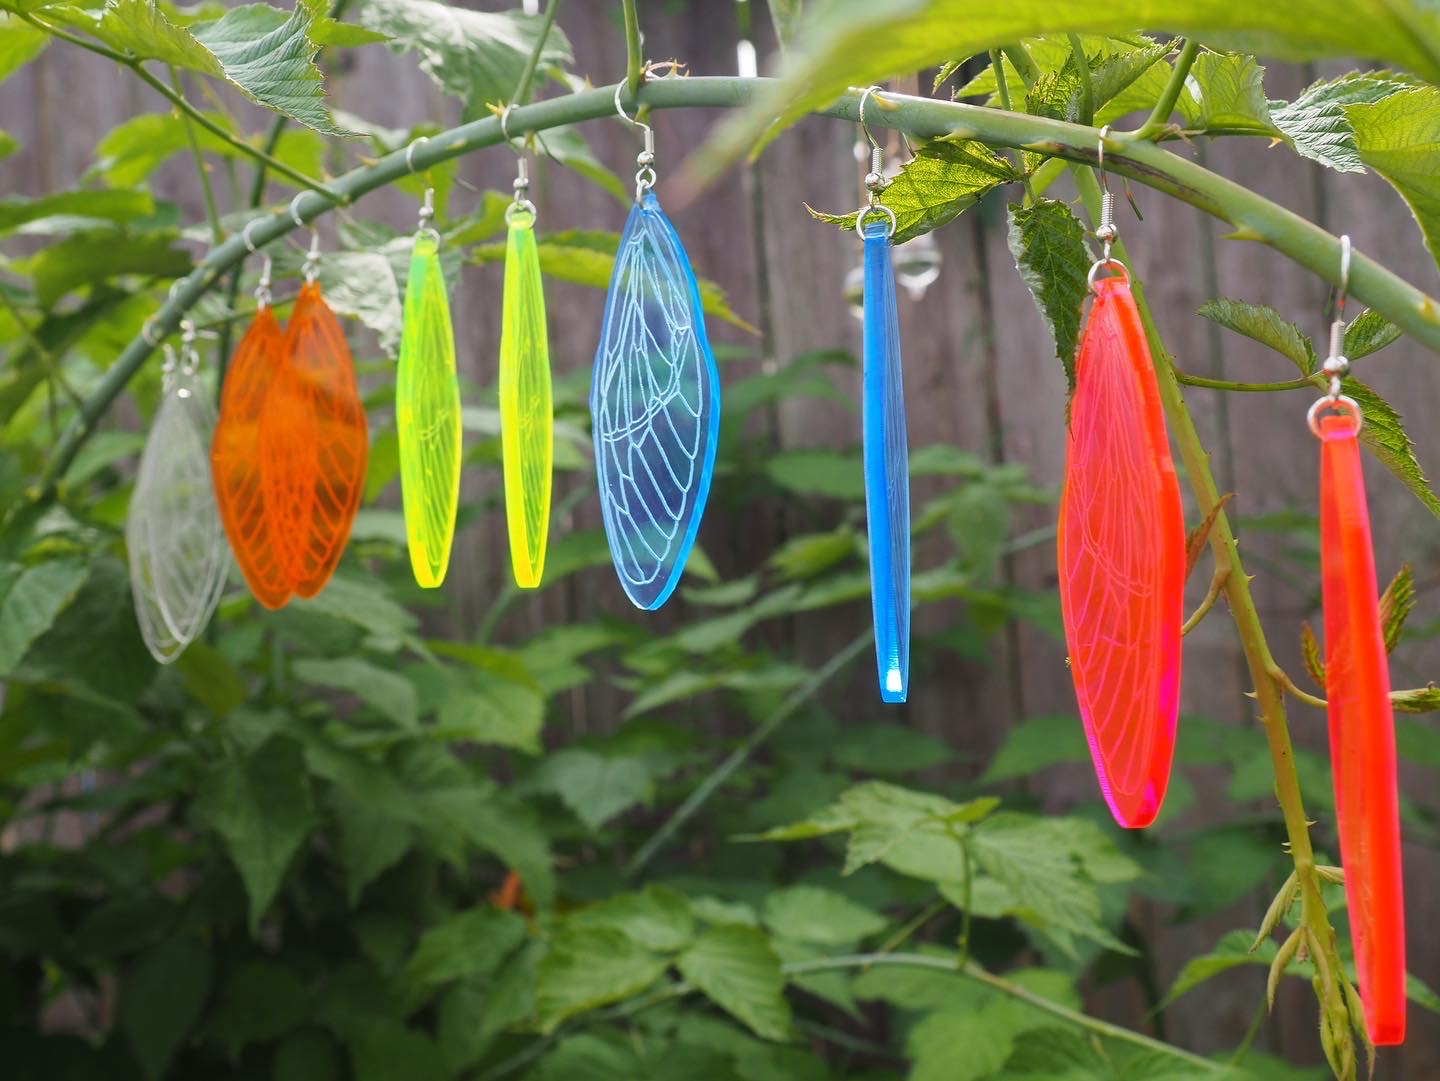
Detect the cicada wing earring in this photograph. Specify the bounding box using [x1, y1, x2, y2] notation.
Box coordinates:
[499, 149, 553, 590]
[397, 188, 462, 588]
[591, 83, 720, 610]
[130, 325, 228, 662]
[212, 256, 297, 610]
[1057, 131, 1185, 829]
[283, 230, 369, 599]
[854, 88, 911, 704]
[1310, 237, 1405, 1046]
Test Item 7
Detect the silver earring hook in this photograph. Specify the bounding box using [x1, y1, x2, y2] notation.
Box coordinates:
[613, 80, 652, 138]
[405, 135, 429, 174]
[288, 192, 309, 230]
[242, 217, 264, 255]
[857, 85, 884, 152]
[1335, 234, 1352, 321]
[615, 78, 657, 202]
[1308, 233, 1362, 437]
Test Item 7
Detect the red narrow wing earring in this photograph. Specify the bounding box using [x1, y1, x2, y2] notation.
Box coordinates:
[1310, 236, 1405, 1046]
[1058, 130, 1185, 829]
[284, 222, 368, 598]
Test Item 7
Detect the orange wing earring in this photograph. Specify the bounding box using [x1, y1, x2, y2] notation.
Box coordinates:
[1057, 128, 1185, 829]
[213, 243, 298, 609]
[1309, 237, 1406, 1047]
[282, 200, 368, 598]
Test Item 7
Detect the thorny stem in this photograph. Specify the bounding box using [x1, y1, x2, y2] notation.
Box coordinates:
[1175, 371, 1315, 393]
[512, 0, 561, 108]
[1069, 163, 1346, 1068]
[1271, 663, 1329, 709]
[170, 66, 224, 245]
[1132, 38, 1200, 142]
[1181, 565, 1230, 637]
[621, 0, 643, 94]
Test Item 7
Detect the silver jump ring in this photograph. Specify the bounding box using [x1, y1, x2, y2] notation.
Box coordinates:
[1307, 394, 1363, 438]
[1087, 257, 1128, 291]
[855, 203, 897, 239]
[505, 198, 537, 225]
[405, 135, 429, 174]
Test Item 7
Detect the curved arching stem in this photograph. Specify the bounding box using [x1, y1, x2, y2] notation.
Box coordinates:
[33, 76, 1440, 499]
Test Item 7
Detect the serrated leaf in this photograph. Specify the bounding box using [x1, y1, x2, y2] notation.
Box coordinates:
[359, 0, 572, 122]
[1176, 53, 1278, 135]
[1198, 297, 1315, 375]
[1007, 198, 1090, 389]
[569, 886, 695, 953]
[907, 1002, 1018, 1081]
[195, 737, 317, 933]
[27, 229, 191, 306]
[531, 748, 652, 830]
[677, 925, 791, 1041]
[761, 886, 886, 946]
[0, 559, 87, 673]
[1391, 685, 1440, 713]
[1347, 85, 1440, 273]
[119, 935, 213, 1081]
[1344, 308, 1402, 359]
[307, 15, 389, 46]
[1162, 928, 1286, 1009]
[1379, 563, 1414, 652]
[1345, 376, 1440, 519]
[205, 960, 309, 1052]
[981, 714, 1089, 782]
[405, 907, 526, 987]
[293, 656, 418, 727]
[1185, 492, 1234, 577]
[808, 138, 1020, 244]
[1270, 70, 1416, 173]
[1300, 621, 1326, 687]
[0, 14, 47, 83]
[534, 927, 666, 1032]
[94, 109, 324, 187]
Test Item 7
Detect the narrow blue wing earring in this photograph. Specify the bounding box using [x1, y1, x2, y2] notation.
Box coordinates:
[857, 87, 911, 703]
[591, 78, 721, 610]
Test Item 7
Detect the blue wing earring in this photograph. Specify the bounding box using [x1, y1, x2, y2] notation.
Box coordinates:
[856, 87, 911, 703]
[591, 76, 721, 610]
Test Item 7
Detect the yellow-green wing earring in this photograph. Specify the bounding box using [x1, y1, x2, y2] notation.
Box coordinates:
[498, 129, 553, 588]
[396, 186, 462, 588]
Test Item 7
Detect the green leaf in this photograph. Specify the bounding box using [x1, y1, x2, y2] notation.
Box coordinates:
[1345, 376, 1440, 519]
[419, 785, 555, 907]
[1007, 199, 1091, 389]
[533, 125, 628, 205]
[981, 713, 1088, 783]
[332, 787, 411, 904]
[205, 960, 309, 1052]
[1161, 928, 1280, 1008]
[907, 1001, 1019, 1081]
[0, 131, 16, 159]
[405, 907, 527, 988]
[1300, 621, 1326, 687]
[311, 250, 403, 355]
[531, 748, 652, 830]
[293, 656, 418, 728]
[27, 229, 190, 306]
[1270, 71, 1416, 173]
[94, 109, 324, 187]
[349, 1021, 450, 1081]
[569, 886, 695, 952]
[308, 15, 390, 46]
[1175, 53, 1278, 135]
[0, 559, 87, 674]
[677, 925, 792, 1041]
[1392, 685, 1440, 713]
[175, 639, 247, 716]
[0, 190, 151, 235]
[768, 527, 858, 581]
[0, 14, 46, 83]
[359, 0, 572, 121]
[1380, 563, 1415, 652]
[764, 449, 864, 500]
[807, 138, 1019, 244]
[829, 722, 955, 773]
[274, 1033, 341, 1081]
[762, 886, 886, 946]
[195, 737, 317, 932]
[1197, 297, 1315, 375]
[119, 934, 213, 1081]
[1344, 308, 1402, 359]
[1347, 85, 1440, 272]
[534, 926, 667, 1032]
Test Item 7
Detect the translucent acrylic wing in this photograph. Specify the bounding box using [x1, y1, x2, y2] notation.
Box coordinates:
[590, 191, 719, 610]
[212, 308, 295, 609]
[499, 209, 553, 589]
[397, 232, 462, 588]
[1057, 276, 1184, 829]
[285, 281, 368, 599]
[1318, 413, 1406, 1045]
[128, 372, 228, 663]
[861, 222, 911, 703]
[257, 333, 318, 596]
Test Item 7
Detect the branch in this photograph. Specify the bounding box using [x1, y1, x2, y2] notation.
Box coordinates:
[1181, 565, 1230, 636]
[1132, 38, 1200, 142]
[170, 66, 224, 244]
[512, 0, 561, 108]
[1174, 371, 1314, 393]
[33, 78, 1440, 497]
[1065, 33, 1094, 126]
[621, 0, 642, 94]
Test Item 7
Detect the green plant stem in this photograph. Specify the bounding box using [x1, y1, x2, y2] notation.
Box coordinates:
[170, 66, 224, 244]
[1132, 38, 1200, 141]
[512, 0, 560, 107]
[18, 11, 339, 198]
[1000, 42, 1040, 85]
[1181, 566, 1230, 636]
[32, 78, 1440, 499]
[785, 953, 1224, 1073]
[1069, 161, 1344, 1057]
[1175, 371, 1315, 393]
[622, 630, 871, 880]
[1066, 33, 1094, 126]
[989, 49, 1013, 112]
[0, 288, 82, 409]
[621, 0, 642, 94]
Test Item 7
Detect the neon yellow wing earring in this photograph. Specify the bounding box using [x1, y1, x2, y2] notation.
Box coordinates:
[396, 178, 462, 588]
[498, 110, 553, 589]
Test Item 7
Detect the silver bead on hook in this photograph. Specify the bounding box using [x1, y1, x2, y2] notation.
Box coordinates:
[854, 86, 895, 238]
[614, 80, 657, 201]
[1308, 234, 1362, 437]
[1086, 125, 1126, 292]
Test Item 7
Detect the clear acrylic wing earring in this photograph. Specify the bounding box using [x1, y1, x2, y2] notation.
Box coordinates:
[591, 82, 720, 610]
[855, 88, 911, 703]
[129, 321, 228, 663]
[499, 130, 553, 589]
[1309, 237, 1405, 1046]
[397, 187, 462, 588]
